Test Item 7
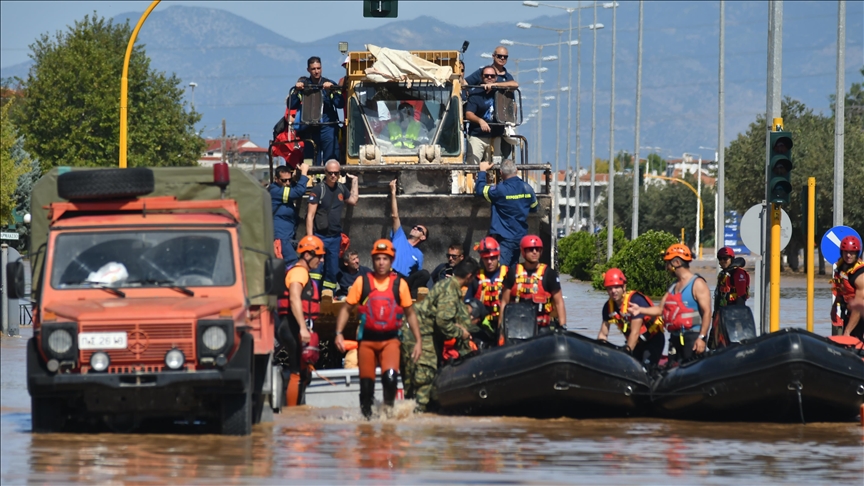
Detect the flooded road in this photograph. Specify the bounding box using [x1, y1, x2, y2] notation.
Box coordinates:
[2, 276, 861, 484]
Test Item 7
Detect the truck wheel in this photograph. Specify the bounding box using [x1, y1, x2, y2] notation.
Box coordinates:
[219, 390, 252, 436]
[57, 167, 154, 201]
[31, 397, 67, 433]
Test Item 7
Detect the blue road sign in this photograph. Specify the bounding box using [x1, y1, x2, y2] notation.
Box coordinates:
[821, 226, 862, 264]
[723, 210, 749, 255]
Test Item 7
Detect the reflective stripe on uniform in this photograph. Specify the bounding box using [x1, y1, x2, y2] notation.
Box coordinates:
[282, 186, 290, 204]
[483, 185, 492, 203]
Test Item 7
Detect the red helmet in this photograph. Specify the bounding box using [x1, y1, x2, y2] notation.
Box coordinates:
[717, 246, 735, 259]
[476, 237, 501, 257]
[840, 235, 861, 252]
[520, 234, 543, 251]
[603, 268, 627, 287]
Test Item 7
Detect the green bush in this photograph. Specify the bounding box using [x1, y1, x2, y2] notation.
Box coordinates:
[591, 230, 678, 297]
[557, 231, 596, 280]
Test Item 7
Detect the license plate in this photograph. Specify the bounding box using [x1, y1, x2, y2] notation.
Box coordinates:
[78, 332, 128, 350]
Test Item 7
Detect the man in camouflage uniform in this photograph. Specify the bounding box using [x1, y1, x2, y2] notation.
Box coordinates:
[402, 258, 479, 411]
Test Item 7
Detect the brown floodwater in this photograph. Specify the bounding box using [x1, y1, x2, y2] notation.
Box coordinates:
[2, 277, 861, 484]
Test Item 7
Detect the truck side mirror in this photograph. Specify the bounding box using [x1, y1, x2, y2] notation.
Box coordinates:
[6, 261, 26, 299]
[264, 257, 287, 296]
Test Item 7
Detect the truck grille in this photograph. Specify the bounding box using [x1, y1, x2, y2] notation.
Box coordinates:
[79, 322, 195, 373]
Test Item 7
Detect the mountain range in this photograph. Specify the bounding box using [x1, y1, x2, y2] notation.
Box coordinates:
[2, 2, 861, 169]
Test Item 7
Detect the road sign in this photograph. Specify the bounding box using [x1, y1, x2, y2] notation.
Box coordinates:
[820, 226, 862, 264]
[740, 204, 791, 254]
[722, 210, 750, 255]
[0, 232, 19, 241]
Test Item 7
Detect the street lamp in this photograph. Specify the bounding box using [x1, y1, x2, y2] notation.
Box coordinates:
[188, 81, 197, 109]
[700, 145, 720, 257]
[683, 152, 704, 259]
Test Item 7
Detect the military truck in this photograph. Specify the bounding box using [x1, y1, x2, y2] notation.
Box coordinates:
[270, 46, 556, 346]
[16, 165, 284, 435]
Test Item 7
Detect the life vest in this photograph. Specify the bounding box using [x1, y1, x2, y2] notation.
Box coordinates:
[357, 273, 404, 339]
[831, 260, 864, 303]
[387, 120, 421, 148]
[715, 267, 750, 307]
[277, 266, 320, 322]
[662, 274, 704, 333]
[511, 263, 553, 327]
[606, 291, 664, 338]
[475, 265, 508, 326]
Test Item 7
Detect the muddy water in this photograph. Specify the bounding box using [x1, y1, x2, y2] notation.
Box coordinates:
[2, 277, 861, 484]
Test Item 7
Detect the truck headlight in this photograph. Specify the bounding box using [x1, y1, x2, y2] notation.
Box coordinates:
[48, 329, 73, 354]
[196, 320, 234, 359]
[202, 326, 227, 351]
[41, 323, 78, 362]
[165, 349, 185, 370]
[90, 352, 110, 372]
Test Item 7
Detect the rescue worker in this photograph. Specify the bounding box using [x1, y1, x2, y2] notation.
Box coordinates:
[597, 268, 666, 367]
[714, 246, 750, 309]
[334, 239, 422, 419]
[404, 258, 478, 412]
[389, 179, 430, 297]
[628, 244, 713, 363]
[306, 159, 359, 293]
[430, 244, 465, 284]
[464, 236, 508, 346]
[270, 163, 309, 266]
[465, 66, 512, 164]
[831, 235, 864, 340]
[276, 235, 324, 406]
[288, 56, 344, 164]
[499, 235, 566, 332]
[474, 158, 538, 268]
[386, 102, 428, 150]
[464, 46, 519, 93]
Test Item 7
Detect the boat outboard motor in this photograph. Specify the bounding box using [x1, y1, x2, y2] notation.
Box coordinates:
[715, 305, 757, 347]
[381, 369, 398, 408]
[501, 302, 537, 345]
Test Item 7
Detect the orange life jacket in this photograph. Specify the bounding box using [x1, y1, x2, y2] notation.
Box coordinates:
[716, 267, 750, 307]
[511, 263, 553, 327]
[277, 266, 320, 323]
[606, 291, 664, 338]
[357, 273, 404, 339]
[662, 275, 704, 333]
[475, 265, 508, 323]
[831, 260, 864, 303]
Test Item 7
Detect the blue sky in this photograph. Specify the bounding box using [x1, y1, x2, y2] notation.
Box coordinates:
[1, 1, 553, 68]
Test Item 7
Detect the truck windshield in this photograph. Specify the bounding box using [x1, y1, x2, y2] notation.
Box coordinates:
[50, 230, 236, 289]
[348, 82, 460, 157]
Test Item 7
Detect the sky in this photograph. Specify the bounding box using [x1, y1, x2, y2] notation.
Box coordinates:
[1, 1, 553, 68]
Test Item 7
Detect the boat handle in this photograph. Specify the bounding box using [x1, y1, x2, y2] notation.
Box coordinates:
[857, 385, 864, 396]
[553, 382, 569, 391]
[478, 389, 488, 399]
[623, 385, 633, 397]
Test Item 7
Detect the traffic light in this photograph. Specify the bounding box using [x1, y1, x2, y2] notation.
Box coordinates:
[364, 0, 398, 18]
[767, 130, 793, 205]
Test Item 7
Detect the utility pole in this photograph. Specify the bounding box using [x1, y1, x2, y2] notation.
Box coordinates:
[834, 0, 845, 227]
[762, 0, 783, 334]
[631, 0, 643, 240]
[221, 118, 227, 164]
[607, 2, 616, 260]
[589, 1, 598, 233]
[565, 8, 575, 236]
[573, 6, 583, 234]
[718, 1, 726, 258]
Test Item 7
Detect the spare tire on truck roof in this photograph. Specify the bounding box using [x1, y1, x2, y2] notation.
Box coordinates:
[57, 168, 154, 201]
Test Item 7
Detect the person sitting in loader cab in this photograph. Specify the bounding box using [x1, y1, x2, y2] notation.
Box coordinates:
[597, 268, 666, 367]
[388, 179, 430, 298]
[498, 235, 566, 333]
[385, 102, 429, 151]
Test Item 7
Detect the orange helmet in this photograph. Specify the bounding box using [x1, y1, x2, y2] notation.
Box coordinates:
[371, 239, 395, 258]
[663, 243, 692, 262]
[603, 268, 627, 287]
[297, 235, 325, 256]
[520, 234, 543, 255]
[476, 237, 501, 257]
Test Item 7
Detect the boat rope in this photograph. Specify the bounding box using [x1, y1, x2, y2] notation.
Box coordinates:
[553, 381, 708, 399]
[788, 381, 805, 424]
[308, 364, 338, 387]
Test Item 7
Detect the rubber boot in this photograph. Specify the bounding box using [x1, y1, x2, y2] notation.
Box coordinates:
[359, 378, 375, 419]
[286, 372, 301, 407]
[381, 369, 398, 408]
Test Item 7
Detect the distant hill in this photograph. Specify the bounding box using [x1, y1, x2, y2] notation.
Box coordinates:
[3, 2, 861, 168]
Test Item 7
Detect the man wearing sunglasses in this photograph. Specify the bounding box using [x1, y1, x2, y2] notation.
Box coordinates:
[270, 163, 310, 265]
[389, 179, 430, 298]
[430, 243, 465, 284]
[465, 65, 515, 165]
[306, 159, 359, 293]
[464, 46, 519, 93]
[288, 56, 344, 165]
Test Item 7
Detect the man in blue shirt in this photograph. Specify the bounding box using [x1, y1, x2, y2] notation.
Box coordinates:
[288, 56, 344, 165]
[474, 158, 538, 268]
[389, 179, 430, 297]
[335, 250, 373, 300]
[464, 46, 519, 92]
[465, 66, 516, 165]
[270, 163, 309, 265]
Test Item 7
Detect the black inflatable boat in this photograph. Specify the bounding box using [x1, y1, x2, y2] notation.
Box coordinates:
[432, 328, 651, 418]
[651, 327, 864, 422]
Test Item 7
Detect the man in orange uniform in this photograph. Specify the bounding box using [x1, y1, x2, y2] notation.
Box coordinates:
[277, 235, 325, 406]
[499, 234, 566, 333]
[335, 239, 422, 419]
[628, 243, 712, 363]
[597, 268, 666, 367]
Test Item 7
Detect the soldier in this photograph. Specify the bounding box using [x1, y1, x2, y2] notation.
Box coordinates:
[404, 258, 479, 412]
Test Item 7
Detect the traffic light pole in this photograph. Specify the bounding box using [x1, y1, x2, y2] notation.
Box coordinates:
[770, 200, 781, 333]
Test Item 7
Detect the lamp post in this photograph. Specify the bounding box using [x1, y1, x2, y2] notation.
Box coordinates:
[632, 0, 644, 240]
[700, 145, 719, 257]
[606, 2, 618, 259]
[188, 81, 197, 109]
[683, 152, 703, 259]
